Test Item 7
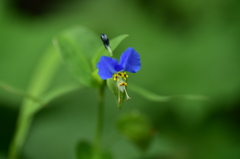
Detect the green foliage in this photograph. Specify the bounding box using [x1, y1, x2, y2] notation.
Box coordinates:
[129, 84, 209, 102]
[117, 111, 155, 151]
[6, 26, 130, 159]
[17, 45, 61, 116]
[76, 141, 112, 159]
[53, 27, 101, 88]
[1, 0, 240, 158]
[0, 154, 7, 159]
[76, 141, 92, 159]
[9, 45, 61, 159]
[5, 25, 211, 159]
[8, 45, 81, 159]
[4, 24, 212, 159]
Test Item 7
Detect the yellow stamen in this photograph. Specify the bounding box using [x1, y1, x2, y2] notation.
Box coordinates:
[119, 82, 127, 86]
[122, 72, 128, 80]
[123, 72, 128, 78]
[113, 74, 118, 81]
[114, 72, 131, 101]
[118, 72, 123, 77]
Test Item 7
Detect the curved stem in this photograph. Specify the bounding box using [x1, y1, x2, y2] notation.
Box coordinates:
[0, 81, 41, 102]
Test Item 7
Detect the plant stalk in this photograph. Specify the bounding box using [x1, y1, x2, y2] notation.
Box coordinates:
[8, 105, 33, 159]
[93, 81, 105, 156]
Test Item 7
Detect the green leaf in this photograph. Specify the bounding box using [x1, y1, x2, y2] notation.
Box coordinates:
[99, 151, 112, 159]
[76, 141, 93, 159]
[53, 26, 101, 88]
[36, 82, 81, 112]
[107, 78, 125, 109]
[91, 34, 129, 69]
[20, 45, 61, 117]
[9, 44, 61, 159]
[129, 84, 209, 102]
[117, 111, 154, 151]
[9, 44, 81, 159]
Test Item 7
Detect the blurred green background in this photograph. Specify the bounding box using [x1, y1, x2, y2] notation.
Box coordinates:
[1, 0, 240, 159]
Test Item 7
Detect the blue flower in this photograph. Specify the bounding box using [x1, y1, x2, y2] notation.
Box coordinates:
[97, 47, 141, 79]
[97, 47, 141, 101]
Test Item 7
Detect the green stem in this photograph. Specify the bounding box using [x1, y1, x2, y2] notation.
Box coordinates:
[94, 81, 105, 156]
[8, 105, 33, 159]
[0, 81, 41, 102]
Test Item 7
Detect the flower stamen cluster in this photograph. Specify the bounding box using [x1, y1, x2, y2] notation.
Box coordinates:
[114, 72, 128, 81]
[114, 72, 130, 101]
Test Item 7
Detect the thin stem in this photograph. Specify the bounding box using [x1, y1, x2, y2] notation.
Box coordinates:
[94, 81, 105, 155]
[0, 81, 41, 103]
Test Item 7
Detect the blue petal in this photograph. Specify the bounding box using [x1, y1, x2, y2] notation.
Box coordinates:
[119, 47, 141, 73]
[97, 56, 123, 79]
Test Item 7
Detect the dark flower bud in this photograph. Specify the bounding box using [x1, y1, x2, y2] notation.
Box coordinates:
[100, 33, 109, 48]
[100, 33, 112, 56]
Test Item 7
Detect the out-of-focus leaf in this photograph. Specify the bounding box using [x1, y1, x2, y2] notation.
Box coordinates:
[92, 69, 103, 86]
[100, 151, 112, 159]
[9, 44, 70, 159]
[91, 34, 129, 69]
[58, 26, 101, 60]
[0, 0, 7, 22]
[117, 110, 155, 151]
[107, 78, 125, 109]
[76, 141, 92, 159]
[129, 84, 209, 102]
[76, 141, 113, 159]
[0, 153, 7, 159]
[36, 82, 81, 112]
[20, 45, 62, 116]
[53, 26, 101, 88]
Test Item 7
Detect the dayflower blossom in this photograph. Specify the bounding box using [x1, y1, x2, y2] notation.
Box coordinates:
[97, 47, 141, 101]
